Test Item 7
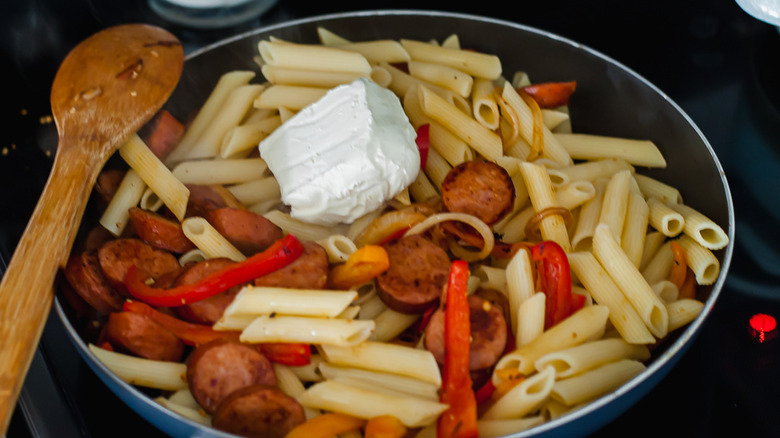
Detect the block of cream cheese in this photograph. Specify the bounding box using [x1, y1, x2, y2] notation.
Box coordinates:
[258, 78, 420, 225]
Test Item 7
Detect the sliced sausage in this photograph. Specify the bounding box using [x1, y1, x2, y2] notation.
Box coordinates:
[97, 238, 181, 296]
[254, 241, 329, 290]
[128, 207, 195, 253]
[138, 109, 185, 160]
[102, 311, 185, 362]
[94, 168, 126, 207]
[441, 160, 515, 225]
[187, 338, 276, 414]
[185, 184, 243, 218]
[211, 384, 306, 438]
[375, 235, 450, 314]
[64, 250, 124, 314]
[424, 294, 508, 370]
[81, 225, 115, 252]
[206, 208, 284, 256]
[174, 258, 242, 325]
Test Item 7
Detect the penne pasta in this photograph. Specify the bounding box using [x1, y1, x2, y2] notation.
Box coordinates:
[171, 158, 268, 185]
[88, 344, 188, 391]
[261, 65, 366, 88]
[668, 202, 729, 250]
[119, 134, 189, 221]
[472, 77, 500, 130]
[183, 84, 265, 160]
[254, 84, 329, 111]
[592, 224, 668, 338]
[417, 84, 503, 160]
[166, 70, 256, 164]
[99, 169, 146, 236]
[408, 60, 474, 97]
[519, 161, 572, 252]
[534, 338, 650, 378]
[482, 365, 556, 420]
[298, 380, 448, 428]
[550, 359, 646, 406]
[259, 40, 372, 75]
[181, 217, 246, 261]
[555, 133, 666, 168]
[400, 38, 502, 79]
[568, 251, 656, 344]
[621, 191, 650, 268]
[319, 342, 441, 386]
[598, 169, 632, 245]
[515, 292, 546, 348]
[368, 308, 420, 342]
[240, 315, 375, 346]
[494, 305, 610, 376]
[676, 234, 720, 285]
[318, 362, 438, 401]
[226, 176, 281, 206]
[501, 82, 573, 167]
[634, 173, 682, 204]
[666, 298, 705, 331]
[223, 285, 358, 319]
[646, 196, 685, 237]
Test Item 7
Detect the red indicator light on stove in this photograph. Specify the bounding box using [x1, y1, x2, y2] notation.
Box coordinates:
[749, 313, 777, 343]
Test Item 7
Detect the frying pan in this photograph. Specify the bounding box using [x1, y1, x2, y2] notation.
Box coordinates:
[52, 9, 734, 438]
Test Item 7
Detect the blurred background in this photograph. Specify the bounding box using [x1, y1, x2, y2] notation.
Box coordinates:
[1, 0, 779, 437]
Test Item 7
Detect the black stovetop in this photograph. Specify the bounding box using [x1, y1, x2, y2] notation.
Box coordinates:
[2, 0, 779, 437]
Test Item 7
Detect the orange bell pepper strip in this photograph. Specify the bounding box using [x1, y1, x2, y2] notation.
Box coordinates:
[437, 260, 478, 438]
[125, 234, 304, 307]
[328, 245, 390, 290]
[365, 415, 407, 438]
[678, 267, 697, 300]
[284, 413, 366, 438]
[519, 81, 577, 108]
[668, 240, 688, 289]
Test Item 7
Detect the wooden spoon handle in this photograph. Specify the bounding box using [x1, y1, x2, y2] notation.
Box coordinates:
[0, 142, 102, 431]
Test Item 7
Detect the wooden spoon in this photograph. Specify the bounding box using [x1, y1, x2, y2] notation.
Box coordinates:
[0, 24, 183, 432]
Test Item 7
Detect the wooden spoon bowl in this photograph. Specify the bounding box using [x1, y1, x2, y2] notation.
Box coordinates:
[0, 23, 183, 432]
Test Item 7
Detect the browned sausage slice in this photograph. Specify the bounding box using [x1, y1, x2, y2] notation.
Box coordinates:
[206, 207, 284, 256]
[254, 241, 329, 290]
[174, 258, 242, 325]
[211, 384, 306, 438]
[424, 294, 508, 370]
[138, 109, 185, 161]
[97, 238, 181, 296]
[187, 338, 277, 414]
[102, 311, 185, 362]
[64, 250, 124, 314]
[94, 168, 126, 207]
[185, 184, 243, 218]
[441, 160, 515, 225]
[375, 235, 450, 314]
[128, 207, 195, 254]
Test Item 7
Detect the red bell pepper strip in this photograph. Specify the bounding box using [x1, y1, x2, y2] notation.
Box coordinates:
[474, 379, 496, 404]
[259, 343, 311, 366]
[530, 241, 572, 329]
[519, 81, 577, 108]
[125, 234, 305, 307]
[416, 124, 430, 169]
[570, 292, 587, 314]
[437, 260, 478, 438]
[123, 300, 240, 346]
